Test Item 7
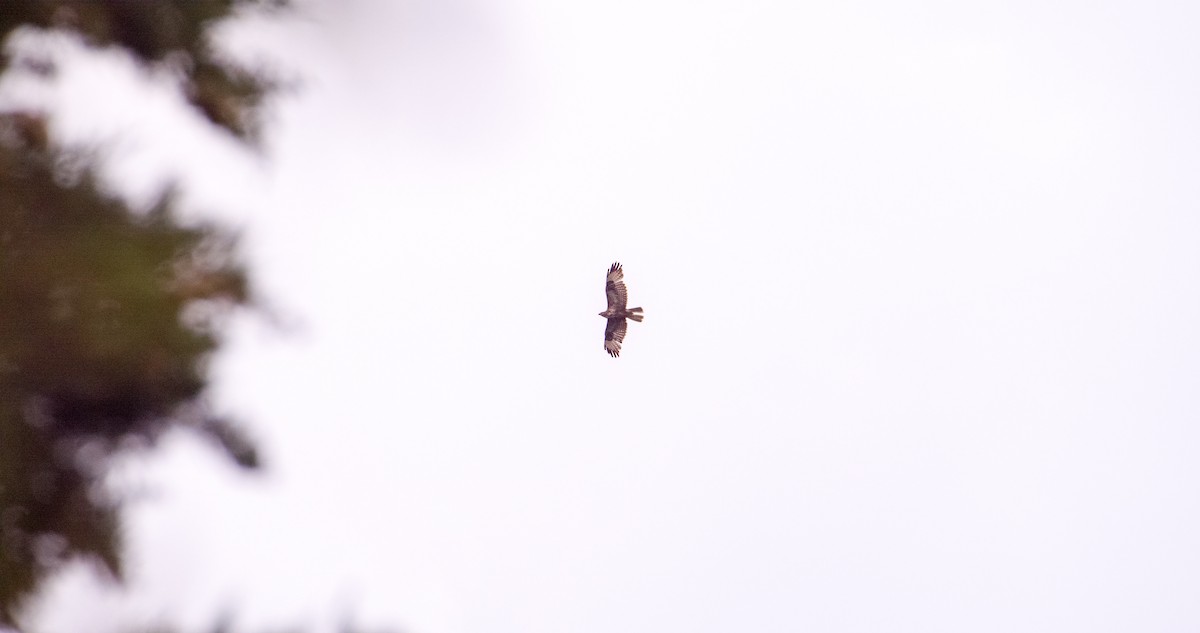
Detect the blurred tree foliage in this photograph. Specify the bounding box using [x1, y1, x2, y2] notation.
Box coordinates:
[0, 0, 286, 141]
[0, 1, 283, 628]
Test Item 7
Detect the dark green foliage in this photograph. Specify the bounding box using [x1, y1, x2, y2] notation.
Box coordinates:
[0, 3, 281, 627]
[0, 112, 258, 627]
[0, 0, 287, 141]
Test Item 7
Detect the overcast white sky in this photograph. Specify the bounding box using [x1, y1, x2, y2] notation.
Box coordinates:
[7, 0, 1200, 631]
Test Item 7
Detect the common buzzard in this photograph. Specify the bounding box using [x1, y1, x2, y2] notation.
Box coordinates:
[599, 262, 643, 357]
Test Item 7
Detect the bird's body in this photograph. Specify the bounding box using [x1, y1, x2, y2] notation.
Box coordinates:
[598, 307, 639, 320]
[599, 262, 643, 357]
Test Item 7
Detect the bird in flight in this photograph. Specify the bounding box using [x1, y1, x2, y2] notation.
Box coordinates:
[599, 262, 644, 357]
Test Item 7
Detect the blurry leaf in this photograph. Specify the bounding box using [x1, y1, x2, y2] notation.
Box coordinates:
[196, 416, 261, 471]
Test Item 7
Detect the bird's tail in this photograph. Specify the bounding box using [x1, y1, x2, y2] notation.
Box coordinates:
[626, 307, 644, 322]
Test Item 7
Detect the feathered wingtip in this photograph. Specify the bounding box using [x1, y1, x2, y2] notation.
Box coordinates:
[609, 262, 622, 274]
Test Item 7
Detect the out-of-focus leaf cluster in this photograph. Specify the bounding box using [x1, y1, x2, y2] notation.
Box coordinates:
[0, 0, 287, 141]
[0, 2, 286, 630]
[0, 110, 257, 627]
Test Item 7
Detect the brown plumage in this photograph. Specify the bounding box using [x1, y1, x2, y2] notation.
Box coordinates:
[598, 262, 643, 357]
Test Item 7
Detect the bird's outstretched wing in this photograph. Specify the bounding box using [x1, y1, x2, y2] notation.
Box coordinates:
[605, 262, 628, 310]
[604, 317, 627, 357]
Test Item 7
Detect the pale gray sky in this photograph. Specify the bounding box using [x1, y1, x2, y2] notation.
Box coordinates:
[10, 0, 1200, 632]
